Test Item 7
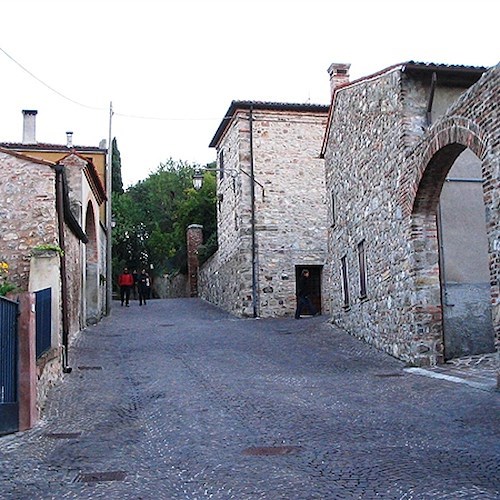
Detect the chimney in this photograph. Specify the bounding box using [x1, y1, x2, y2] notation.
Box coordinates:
[66, 131, 73, 148]
[22, 109, 38, 144]
[327, 63, 351, 95]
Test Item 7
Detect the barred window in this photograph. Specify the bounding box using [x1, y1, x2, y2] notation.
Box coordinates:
[358, 240, 367, 299]
[341, 255, 350, 308]
[331, 191, 336, 227]
[219, 150, 224, 181]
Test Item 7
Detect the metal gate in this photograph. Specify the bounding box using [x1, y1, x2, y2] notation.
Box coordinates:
[35, 288, 51, 359]
[0, 296, 19, 435]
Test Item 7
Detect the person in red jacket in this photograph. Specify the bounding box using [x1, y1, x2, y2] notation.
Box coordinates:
[118, 267, 134, 307]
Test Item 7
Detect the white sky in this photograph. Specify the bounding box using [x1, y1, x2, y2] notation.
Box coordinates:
[1, 0, 498, 187]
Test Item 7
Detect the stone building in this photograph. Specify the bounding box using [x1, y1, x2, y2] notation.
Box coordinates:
[0, 113, 107, 419]
[198, 101, 329, 318]
[321, 61, 499, 374]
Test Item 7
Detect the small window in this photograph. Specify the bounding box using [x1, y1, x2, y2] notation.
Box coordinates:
[341, 255, 350, 309]
[331, 191, 336, 227]
[358, 240, 367, 299]
[219, 150, 224, 181]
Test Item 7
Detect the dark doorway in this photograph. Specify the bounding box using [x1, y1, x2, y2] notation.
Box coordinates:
[295, 265, 322, 315]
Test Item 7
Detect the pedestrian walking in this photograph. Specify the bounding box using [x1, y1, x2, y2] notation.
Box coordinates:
[132, 269, 139, 300]
[137, 269, 150, 306]
[118, 267, 134, 307]
[295, 269, 317, 319]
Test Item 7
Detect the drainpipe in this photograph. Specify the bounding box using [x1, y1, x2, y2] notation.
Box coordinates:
[249, 105, 258, 318]
[54, 166, 72, 373]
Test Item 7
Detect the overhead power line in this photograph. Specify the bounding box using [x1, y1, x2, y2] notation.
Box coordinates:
[0, 46, 219, 122]
[0, 47, 105, 111]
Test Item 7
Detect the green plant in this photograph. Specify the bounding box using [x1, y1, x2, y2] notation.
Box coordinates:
[0, 261, 17, 297]
[32, 244, 64, 256]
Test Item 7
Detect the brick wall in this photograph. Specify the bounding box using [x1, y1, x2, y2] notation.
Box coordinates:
[187, 224, 203, 297]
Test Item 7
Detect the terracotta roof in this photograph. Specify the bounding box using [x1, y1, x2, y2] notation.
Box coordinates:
[58, 152, 107, 204]
[209, 100, 329, 149]
[402, 61, 488, 86]
[0, 146, 57, 167]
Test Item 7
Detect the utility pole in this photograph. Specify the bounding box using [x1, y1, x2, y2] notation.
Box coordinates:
[106, 101, 113, 315]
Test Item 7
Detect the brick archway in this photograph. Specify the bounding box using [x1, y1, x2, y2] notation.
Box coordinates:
[409, 119, 496, 363]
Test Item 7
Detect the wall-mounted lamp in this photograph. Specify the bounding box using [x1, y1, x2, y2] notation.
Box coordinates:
[192, 168, 206, 191]
[192, 167, 265, 199]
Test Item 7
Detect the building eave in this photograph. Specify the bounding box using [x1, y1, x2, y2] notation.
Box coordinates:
[0, 146, 57, 168]
[209, 100, 329, 149]
[320, 61, 490, 158]
[0, 142, 107, 154]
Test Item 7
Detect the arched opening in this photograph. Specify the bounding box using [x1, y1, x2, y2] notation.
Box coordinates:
[438, 149, 494, 359]
[412, 144, 494, 362]
[85, 202, 99, 325]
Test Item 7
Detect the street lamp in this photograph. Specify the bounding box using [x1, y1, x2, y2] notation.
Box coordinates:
[192, 161, 264, 318]
[192, 166, 265, 199]
[192, 168, 206, 191]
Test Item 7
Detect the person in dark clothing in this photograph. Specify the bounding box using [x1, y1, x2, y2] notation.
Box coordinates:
[295, 269, 317, 319]
[137, 269, 150, 306]
[131, 270, 139, 300]
[118, 268, 134, 307]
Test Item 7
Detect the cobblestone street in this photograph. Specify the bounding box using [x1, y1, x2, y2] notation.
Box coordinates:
[1, 298, 498, 499]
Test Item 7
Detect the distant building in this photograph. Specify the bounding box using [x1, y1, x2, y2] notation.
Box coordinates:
[198, 101, 330, 318]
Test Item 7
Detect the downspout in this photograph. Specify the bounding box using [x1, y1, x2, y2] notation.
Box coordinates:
[54, 166, 72, 373]
[249, 105, 258, 318]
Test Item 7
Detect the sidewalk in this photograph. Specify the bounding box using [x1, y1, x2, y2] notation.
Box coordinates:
[406, 352, 498, 393]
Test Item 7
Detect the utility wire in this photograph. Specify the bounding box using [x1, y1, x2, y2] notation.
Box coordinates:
[1, 47, 322, 124]
[0, 47, 105, 111]
[0, 46, 218, 121]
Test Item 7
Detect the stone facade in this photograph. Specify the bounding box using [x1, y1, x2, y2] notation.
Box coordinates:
[0, 150, 58, 289]
[322, 62, 499, 371]
[199, 102, 329, 318]
[0, 147, 107, 419]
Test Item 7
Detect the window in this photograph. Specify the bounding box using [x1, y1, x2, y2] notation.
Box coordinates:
[341, 255, 350, 308]
[219, 150, 224, 181]
[358, 240, 367, 299]
[331, 191, 336, 227]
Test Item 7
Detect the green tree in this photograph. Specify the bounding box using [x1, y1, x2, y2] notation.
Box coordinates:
[111, 137, 124, 195]
[111, 158, 217, 287]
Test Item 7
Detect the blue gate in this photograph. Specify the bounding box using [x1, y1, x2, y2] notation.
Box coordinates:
[0, 296, 19, 435]
[35, 288, 52, 359]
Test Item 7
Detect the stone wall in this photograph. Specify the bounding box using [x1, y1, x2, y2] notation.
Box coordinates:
[199, 106, 329, 317]
[324, 68, 413, 360]
[154, 273, 189, 299]
[0, 151, 58, 290]
[323, 64, 499, 367]
[28, 251, 63, 412]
